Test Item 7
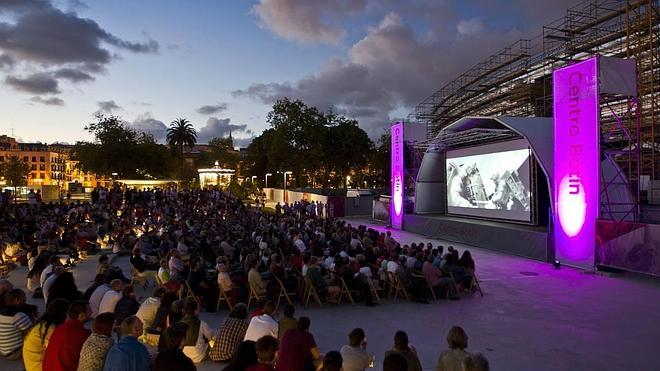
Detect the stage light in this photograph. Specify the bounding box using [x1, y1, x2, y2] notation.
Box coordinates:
[553, 260, 561, 270]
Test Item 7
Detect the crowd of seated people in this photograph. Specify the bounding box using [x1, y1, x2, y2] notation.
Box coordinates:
[0, 186, 487, 370]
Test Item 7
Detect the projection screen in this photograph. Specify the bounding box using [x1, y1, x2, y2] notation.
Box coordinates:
[446, 139, 532, 222]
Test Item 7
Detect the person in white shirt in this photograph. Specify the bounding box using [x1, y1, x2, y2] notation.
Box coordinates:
[181, 299, 215, 363]
[136, 288, 164, 332]
[39, 256, 60, 287]
[293, 234, 306, 253]
[341, 328, 374, 371]
[387, 257, 400, 274]
[89, 282, 111, 318]
[244, 301, 278, 342]
[217, 264, 233, 293]
[98, 279, 123, 315]
[42, 266, 64, 303]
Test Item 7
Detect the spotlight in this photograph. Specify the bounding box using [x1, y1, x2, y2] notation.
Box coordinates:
[553, 260, 561, 270]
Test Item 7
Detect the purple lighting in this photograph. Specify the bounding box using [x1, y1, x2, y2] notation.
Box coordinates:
[553, 56, 599, 269]
[391, 122, 404, 230]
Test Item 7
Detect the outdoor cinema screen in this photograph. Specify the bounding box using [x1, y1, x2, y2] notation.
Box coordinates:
[446, 139, 532, 222]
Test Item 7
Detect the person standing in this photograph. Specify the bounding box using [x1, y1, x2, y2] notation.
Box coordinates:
[77, 313, 116, 371]
[102, 316, 150, 371]
[43, 301, 92, 371]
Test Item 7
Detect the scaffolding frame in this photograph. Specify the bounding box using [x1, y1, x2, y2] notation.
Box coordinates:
[414, 0, 659, 198]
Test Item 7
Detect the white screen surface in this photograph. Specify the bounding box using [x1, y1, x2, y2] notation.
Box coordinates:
[446, 140, 532, 221]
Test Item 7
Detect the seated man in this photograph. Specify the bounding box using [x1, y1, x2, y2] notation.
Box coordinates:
[180, 299, 215, 363]
[244, 301, 278, 342]
[102, 316, 150, 371]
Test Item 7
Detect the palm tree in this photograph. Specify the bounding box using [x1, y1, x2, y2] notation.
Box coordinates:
[167, 118, 197, 179]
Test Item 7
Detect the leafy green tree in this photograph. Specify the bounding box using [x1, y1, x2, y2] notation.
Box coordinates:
[324, 114, 373, 188]
[0, 156, 29, 196]
[167, 118, 197, 179]
[266, 98, 327, 187]
[73, 114, 176, 179]
[367, 132, 390, 190]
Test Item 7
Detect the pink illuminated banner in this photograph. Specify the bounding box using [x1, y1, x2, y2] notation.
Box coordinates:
[391, 122, 404, 229]
[553, 57, 599, 269]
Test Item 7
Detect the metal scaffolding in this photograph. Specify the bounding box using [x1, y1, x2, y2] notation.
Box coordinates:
[415, 0, 659, 194]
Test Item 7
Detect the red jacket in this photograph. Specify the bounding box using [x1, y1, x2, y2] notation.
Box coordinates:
[43, 319, 91, 371]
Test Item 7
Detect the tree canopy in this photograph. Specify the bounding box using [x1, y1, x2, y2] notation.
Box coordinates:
[0, 156, 29, 189]
[72, 114, 176, 179]
[243, 98, 377, 189]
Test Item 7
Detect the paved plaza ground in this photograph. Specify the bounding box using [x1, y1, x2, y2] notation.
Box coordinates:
[3, 218, 660, 370]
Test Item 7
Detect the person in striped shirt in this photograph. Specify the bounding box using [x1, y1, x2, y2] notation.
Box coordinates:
[0, 289, 33, 359]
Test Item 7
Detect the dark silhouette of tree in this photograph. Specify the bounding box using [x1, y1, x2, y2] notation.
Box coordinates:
[167, 118, 197, 179]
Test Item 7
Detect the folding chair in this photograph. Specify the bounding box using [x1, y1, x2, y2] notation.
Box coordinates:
[274, 275, 296, 307]
[338, 277, 357, 305]
[183, 281, 201, 306]
[367, 278, 383, 304]
[463, 273, 484, 297]
[412, 272, 437, 301]
[247, 282, 267, 308]
[216, 287, 234, 311]
[303, 277, 322, 307]
[445, 273, 460, 299]
[387, 272, 409, 301]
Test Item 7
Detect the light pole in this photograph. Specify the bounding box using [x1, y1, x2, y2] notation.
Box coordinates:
[251, 176, 257, 183]
[265, 173, 272, 188]
[283, 171, 292, 203]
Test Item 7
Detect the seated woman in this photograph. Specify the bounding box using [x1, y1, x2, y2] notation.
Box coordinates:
[188, 258, 218, 312]
[217, 263, 237, 306]
[305, 257, 340, 303]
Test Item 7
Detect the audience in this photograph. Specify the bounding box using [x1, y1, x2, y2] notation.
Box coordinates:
[276, 316, 321, 371]
[222, 340, 258, 371]
[102, 316, 150, 371]
[462, 353, 489, 371]
[180, 299, 215, 363]
[436, 326, 469, 371]
[98, 279, 124, 315]
[43, 300, 91, 371]
[154, 322, 196, 371]
[244, 301, 278, 342]
[210, 303, 249, 362]
[23, 298, 69, 371]
[384, 331, 422, 371]
[0, 289, 33, 360]
[341, 328, 373, 371]
[278, 304, 297, 340]
[247, 335, 278, 371]
[77, 312, 116, 371]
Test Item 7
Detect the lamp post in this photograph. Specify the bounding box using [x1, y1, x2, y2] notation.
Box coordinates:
[265, 173, 272, 188]
[251, 176, 257, 183]
[283, 171, 292, 203]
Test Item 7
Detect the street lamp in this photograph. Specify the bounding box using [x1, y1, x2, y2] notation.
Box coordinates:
[265, 173, 272, 188]
[251, 176, 257, 183]
[283, 171, 292, 203]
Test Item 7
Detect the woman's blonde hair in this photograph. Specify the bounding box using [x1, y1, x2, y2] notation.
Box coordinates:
[447, 326, 468, 349]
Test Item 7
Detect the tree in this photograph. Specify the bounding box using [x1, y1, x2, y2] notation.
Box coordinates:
[167, 118, 197, 179]
[205, 137, 239, 169]
[0, 156, 29, 198]
[73, 114, 176, 179]
[324, 115, 373, 188]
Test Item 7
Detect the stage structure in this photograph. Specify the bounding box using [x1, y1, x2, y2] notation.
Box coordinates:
[389, 122, 427, 230]
[414, 0, 658, 200]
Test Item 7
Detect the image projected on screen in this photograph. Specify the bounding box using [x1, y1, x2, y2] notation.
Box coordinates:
[446, 144, 531, 222]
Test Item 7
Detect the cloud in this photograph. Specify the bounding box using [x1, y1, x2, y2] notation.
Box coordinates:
[196, 102, 228, 115]
[96, 100, 121, 113]
[0, 0, 158, 95]
[253, 0, 367, 44]
[457, 18, 485, 36]
[129, 112, 168, 143]
[30, 96, 64, 106]
[5, 72, 60, 94]
[53, 67, 94, 82]
[0, 53, 14, 69]
[197, 117, 251, 143]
